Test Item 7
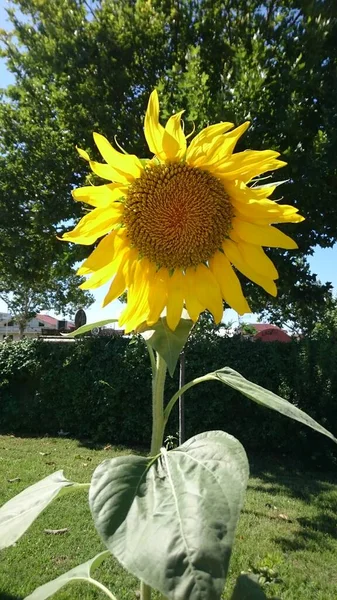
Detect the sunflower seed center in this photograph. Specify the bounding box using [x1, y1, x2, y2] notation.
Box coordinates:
[123, 163, 233, 270]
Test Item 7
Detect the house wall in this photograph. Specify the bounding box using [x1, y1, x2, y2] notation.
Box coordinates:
[0, 316, 56, 341]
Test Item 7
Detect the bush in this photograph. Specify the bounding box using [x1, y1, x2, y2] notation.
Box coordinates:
[0, 336, 336, 463]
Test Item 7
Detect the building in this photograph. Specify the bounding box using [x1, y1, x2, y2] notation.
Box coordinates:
[0, 313, 74, 341]
[243, 323, 292, 343]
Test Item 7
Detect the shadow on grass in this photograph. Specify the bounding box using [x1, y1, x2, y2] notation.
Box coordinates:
[0, 593, 23, 600]
[248, 455, 337, 554]
[275, 503, 337, 553]
[249, 454, 337, 503]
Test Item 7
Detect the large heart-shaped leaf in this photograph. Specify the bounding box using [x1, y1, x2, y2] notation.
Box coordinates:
[89, 431, 249, 600]
[139, 313, 193, 376]
[0, 471, 77, 549]
[25, 551, 111, 600]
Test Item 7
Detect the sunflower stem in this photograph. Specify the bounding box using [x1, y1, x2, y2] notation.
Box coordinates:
[164, 375, 210, 426]
[146, 342, 156, 380]
[150, 352, 167, 455]
[140, 581, 151, 600]
[140, 352, 167, 600]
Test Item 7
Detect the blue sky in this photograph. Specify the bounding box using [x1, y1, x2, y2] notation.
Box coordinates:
[0, 0, 336, 325]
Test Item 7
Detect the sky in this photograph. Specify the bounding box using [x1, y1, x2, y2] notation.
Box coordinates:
[0, 0, 336, 325]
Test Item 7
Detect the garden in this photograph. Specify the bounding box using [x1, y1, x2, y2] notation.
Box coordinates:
[1, 2, 337, 600]
[1, 435, 336, 600]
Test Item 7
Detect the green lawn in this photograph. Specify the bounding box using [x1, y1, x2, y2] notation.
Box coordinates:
[0, 436, 336, 600]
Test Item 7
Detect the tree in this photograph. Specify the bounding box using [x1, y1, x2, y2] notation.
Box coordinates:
[257, 256, 333, 334]
[0, 274, 93, 338]
[0, 153, 93, 336]
[0, 0, 336, 325]
[311, 296, 337, 340]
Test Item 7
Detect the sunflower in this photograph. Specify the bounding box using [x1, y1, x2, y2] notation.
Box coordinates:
[63, 90, 304, 333]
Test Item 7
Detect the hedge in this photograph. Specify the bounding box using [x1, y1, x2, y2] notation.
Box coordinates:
[0, 336, 336, 464]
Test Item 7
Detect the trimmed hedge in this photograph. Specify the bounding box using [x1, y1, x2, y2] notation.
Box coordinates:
[0, 336, 336, 463]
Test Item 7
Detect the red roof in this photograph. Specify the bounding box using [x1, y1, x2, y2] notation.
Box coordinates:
[251, 323, 291, 343]
[36, 314, 59, 326]
[251, 323, 281, 332]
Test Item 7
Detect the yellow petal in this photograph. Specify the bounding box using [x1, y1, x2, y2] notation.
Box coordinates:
[166, 270, 185, 331]
[77, 231, 117, 275]
[233, 218, 298, 249]
[77, 230, 127, 276]
[62, 204, 124, 245]
[209, 251, 251, 315]
[127, 264, 159, 331]
[72, 184, 127, 207]
[76, 146, 90, 161]
[89, 160, 131, 185]
[242, 160, 287, 184]
[232, 199, 303, 225]
[191, 264, 224, 323]
[102, 269, 127, 308]
[119, 259, 155, 332]
[162, 111, 187, 160]
[119, 260, 147, 323]
[144, 90, 165, 157]
[191, 122, 251, 170]
[225, 179, 279, 202]
[186, 122, 234, 164]
[274, 212, 304, 224]
[146, 268, 170, 325]
[236, 241, 279, 280]
[211, 122, 250, 163]
[93, 132, 143, 180]
[102, 248, 139, 308]
[214, 149, 281, 177]
[184, 269, 205, 321]
[223, 239, 277, 296]
[79, 262, 114, 290]
[232, 196, 297, 215]
[80, 243, 130, 290]
[191, 134, 231, 168]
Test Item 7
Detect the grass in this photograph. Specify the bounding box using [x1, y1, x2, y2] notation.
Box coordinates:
[0, 436, 336, 600]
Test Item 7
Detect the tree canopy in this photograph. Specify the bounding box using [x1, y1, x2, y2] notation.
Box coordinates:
[0, 0, 336, 331]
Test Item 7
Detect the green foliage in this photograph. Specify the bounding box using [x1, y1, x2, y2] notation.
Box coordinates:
[1, 336, 336, 463]
[311, 296, 337, 340]
[1, 0, 336, 325]
[89, 431, 248, 600]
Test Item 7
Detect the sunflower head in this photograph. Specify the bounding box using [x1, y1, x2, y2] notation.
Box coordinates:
[63, 90, 304, 333]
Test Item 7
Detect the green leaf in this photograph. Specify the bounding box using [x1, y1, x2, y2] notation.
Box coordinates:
[211, 367, 337, 443]
[140, 313, 193, 376]
[89, 431, 249, 600]
[24, 551, 111, 600]
[0, 471, 75, 549]
[230, 574, 267, 600]
[63, 319, 118, 337]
